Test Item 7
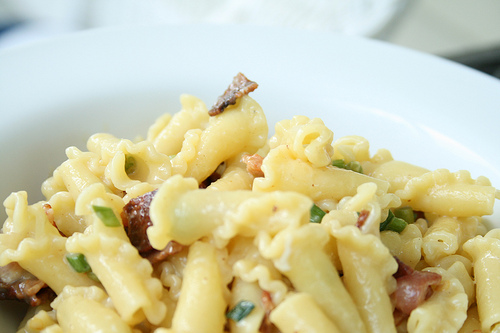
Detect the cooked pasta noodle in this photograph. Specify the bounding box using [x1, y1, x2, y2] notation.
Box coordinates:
[1, 74, 499, 333]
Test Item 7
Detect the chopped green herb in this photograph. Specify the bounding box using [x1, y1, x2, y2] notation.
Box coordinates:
[393, 206, 415, 224]
[386, 217, 408, 233]
[226, 300, 255, 322]
[379, 210, 394, 231]
[380, 210, 408, 233]
[346, 161, 363, 174]
[87, 271, 100, 282]
[124, 155, 137, 175]
[92, 205, 121, 227]
[310, 204, 326, 223]
[331, 159, 363, 173]
[331, 159, 347, 169]
[66, 253, 91, 273]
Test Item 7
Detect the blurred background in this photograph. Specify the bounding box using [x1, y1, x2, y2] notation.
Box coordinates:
[0, 0, 500, 77]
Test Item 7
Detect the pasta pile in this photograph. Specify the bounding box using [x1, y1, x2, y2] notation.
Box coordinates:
[1, 73, 500, 333]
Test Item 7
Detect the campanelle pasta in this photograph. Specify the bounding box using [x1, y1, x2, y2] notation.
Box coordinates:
[1, 74, 499, 333]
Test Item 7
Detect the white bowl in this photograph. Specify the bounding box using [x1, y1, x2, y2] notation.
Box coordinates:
[0, 24, 499, 331]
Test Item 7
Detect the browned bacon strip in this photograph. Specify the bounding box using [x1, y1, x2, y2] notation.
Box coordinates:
[0, 262, 55, 306]
[145, 241, 184, 266]
[121, 190, 184, 264]
[42, 203, 66, 237]
[208, 73, 258, 116]
[121, 190, 158, 253]
[392, 257, 442, 316]
[241, 154, 265, 178]
[199, 162, 226, 189]
[259, 290, 278, 333]
[356, 210, 370, 229]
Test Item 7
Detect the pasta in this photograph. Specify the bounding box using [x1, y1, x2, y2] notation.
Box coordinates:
[1, 73, 499, 333]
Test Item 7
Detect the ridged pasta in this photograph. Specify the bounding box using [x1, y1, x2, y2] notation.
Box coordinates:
[170, 95, 267, 183]
[253, 145, 390, 201]
[0, 193, 97, 294]
[51, 286, 131, 333]
[269, 292, 340, 333]
[407, 267, 467, 333]
[334, 226, 397, 333]
[148, 95, 210, 156]
[396, 169, 496, 217]
[260, 223, 367, 332]
[381, 224, 423, 268]
[148, 174, 312, 249]
[168, 241, 226, 333]
[66, 233, 166, 325]
[269, 115, 334, 168]
[463, 231, 500, 332]
[422, 216, 480, 266]
[1, 85, 499, 333]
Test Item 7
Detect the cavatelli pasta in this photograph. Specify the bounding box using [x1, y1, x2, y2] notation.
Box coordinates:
[2, 74, 499, 333]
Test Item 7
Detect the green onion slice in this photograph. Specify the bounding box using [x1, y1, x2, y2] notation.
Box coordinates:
[386, 217, 408, 233]
[393, 206, 415, 224]
[331, 159, 346, 169]
[310, 204, 326, 223]
[66, 253, 91, 273]
[92, 205, 121, 227]
[380, 210, 408, 233]
[87, 271, 100, 282]
[226, 300, 255, 322]
[331, 159, 363, 173]
[124, 155, 137, 175]
[346, 161, 363, 174]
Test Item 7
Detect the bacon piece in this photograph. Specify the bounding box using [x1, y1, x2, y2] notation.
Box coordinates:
[43, 203, 55, 228]
[144, 241, 184, 266]
[42, 203, 66, 237]
[121, 190, 158, 253]
[0, 262, 55, 306]
[392, 257, 442, 316]
[356, 210, 370, 228]
[259, 290, 278, 333]
[208, 73, 258, 116]
[121, 190, 184, 264]
[199, 162, 226, 189]
[241, 154, 264, 177]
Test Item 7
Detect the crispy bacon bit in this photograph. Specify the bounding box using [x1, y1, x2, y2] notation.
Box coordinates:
[42, 203, 66, 237]
[121, 190, 184, 264]
[208, 73, 258, 116]
[121, 190, 158, 253]
[356, 210, 370, 228]
[145, 241, 185, 266]
[259, 290, 278, 333]
[0, 262, 55, 306]
[43, 203, 55, 228]
[241, 154, 265, 177]
[199, 162, 226, 189]
[392, 257, 442, 317]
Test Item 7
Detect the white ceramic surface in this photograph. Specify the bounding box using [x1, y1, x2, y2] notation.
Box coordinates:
[0, 24, 499, 331]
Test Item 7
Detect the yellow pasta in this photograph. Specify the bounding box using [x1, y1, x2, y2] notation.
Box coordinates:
[51, 286, 131, 333]
[148, 94, 210, 156]
[396, 169, 496, 217]
[334, 226, 397, 333]
[463, 231, 500, 332]
[171, 95, 267, 182]
[169, 241, 226, 333]
[406, 267, 467, 333]
[1, 75, 499, 333]
[253, 145, 391, 201]
[422, 216, 479, 266]
[269, 292, 340, 333]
